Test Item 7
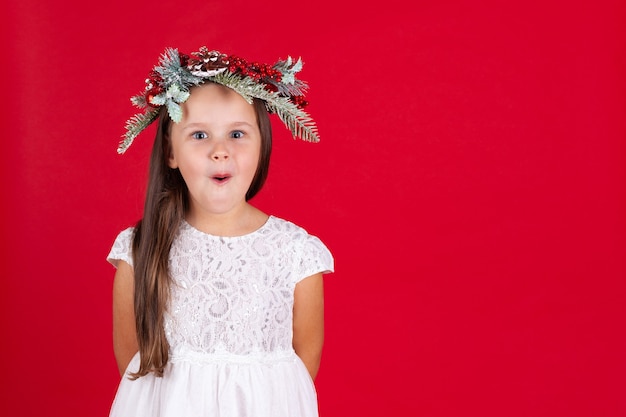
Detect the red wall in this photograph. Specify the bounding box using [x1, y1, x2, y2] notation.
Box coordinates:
[2, 1, 625, 416]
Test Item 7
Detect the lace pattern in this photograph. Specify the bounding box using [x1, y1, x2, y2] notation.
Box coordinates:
[107, 216, 334, 358]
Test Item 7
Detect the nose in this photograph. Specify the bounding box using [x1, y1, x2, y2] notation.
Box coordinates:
[211, 141, 229, 161]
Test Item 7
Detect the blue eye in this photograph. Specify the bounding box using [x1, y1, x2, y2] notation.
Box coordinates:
[231, 130, 244, 139]
[192, 131, 208, 140]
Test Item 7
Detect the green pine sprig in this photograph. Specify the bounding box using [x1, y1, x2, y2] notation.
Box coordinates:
[211, 72, 319, 142]
[268, 98, 319, 142]
[118, 108, 160, 154]
[155, 48, 202, 91]
[130, 92, 148, 109]
[273, 57, 309, 97]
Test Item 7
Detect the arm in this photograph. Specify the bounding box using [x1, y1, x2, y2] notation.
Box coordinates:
[292, 273, 325, 380]
[112, 260, 138, 376]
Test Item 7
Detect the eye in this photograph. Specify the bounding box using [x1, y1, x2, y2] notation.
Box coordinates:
[230, 130, 244, 139]
[192, 131, 208, 140]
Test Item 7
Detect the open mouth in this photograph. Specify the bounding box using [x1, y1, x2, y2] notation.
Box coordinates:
[212, 174, 231, 183]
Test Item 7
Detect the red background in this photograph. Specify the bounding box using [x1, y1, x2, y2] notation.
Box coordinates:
[2, 1, 625, 416]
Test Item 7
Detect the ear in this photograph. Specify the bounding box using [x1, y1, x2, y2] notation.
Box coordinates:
[168, 152, 178, 169]
[166, 140, 178, 169]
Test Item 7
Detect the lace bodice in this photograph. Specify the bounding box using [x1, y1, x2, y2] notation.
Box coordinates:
[107, 216, 334, 358]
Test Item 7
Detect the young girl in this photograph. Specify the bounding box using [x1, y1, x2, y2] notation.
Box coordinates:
[106, 46, 334, 417]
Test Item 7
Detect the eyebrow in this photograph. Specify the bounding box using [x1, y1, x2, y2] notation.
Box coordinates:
[180, 121, 255, 131]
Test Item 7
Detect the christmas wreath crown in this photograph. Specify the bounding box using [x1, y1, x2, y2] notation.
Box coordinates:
[118, 46, 319, 154]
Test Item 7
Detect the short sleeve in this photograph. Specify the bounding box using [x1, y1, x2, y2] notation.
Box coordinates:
[294, 234, 334, 283]
[106, 227, 134, 268]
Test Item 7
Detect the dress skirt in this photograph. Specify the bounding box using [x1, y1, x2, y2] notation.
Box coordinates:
[110, 350, 319, 417]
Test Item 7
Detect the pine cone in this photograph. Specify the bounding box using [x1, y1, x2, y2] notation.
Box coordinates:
[187, 47, 229, 76]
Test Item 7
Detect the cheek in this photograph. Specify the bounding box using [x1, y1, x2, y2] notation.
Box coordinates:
[176, 155, 206, 182]
[245, 150, 262, 175]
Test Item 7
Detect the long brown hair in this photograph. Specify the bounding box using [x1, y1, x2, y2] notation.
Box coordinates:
[130, 92, 272, 378]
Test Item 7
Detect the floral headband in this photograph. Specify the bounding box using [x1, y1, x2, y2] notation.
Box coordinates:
[118, 46, 319, 154]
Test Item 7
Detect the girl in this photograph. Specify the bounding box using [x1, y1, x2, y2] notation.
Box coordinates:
[106, 46, 334, 417]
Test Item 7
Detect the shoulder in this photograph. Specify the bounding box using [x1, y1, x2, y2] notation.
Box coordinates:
[113, 227, 135, 246]
[268, 215, 308, 235]
[266, 216, 321, 243]
[268, 216, 335, 277]
[106, 226, 135, 268]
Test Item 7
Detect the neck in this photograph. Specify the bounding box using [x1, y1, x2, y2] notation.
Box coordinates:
[185, 203, 268, 237]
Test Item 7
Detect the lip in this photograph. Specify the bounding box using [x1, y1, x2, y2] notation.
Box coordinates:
[210, 172, 232, 185]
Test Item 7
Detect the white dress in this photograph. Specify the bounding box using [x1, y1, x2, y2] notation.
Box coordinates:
[106, 215, 334, 417]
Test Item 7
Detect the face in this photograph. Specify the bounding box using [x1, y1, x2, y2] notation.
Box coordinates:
[168, 83, 261, 218]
